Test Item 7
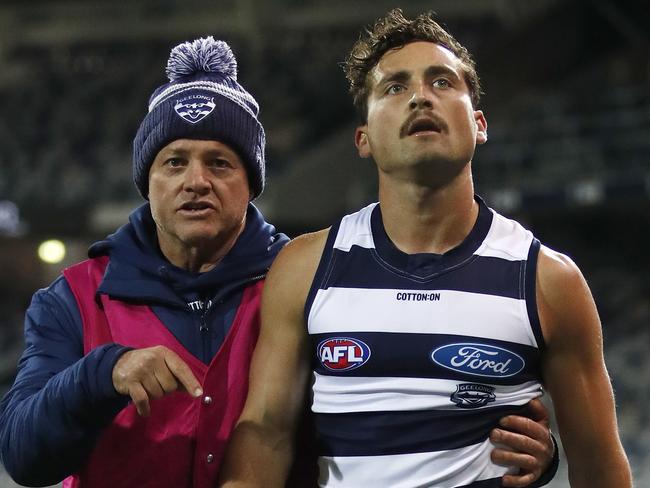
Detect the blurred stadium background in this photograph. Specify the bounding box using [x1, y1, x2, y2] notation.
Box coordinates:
[0, 0, 648, 486]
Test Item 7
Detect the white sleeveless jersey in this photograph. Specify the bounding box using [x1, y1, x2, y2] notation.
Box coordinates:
[305, 197, 546, 488]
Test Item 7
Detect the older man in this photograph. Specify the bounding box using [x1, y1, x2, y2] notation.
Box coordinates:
[0, 37, 287, 488]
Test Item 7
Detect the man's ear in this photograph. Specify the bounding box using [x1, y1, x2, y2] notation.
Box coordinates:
[474, 110, 488, 145]
[355, 125, 371, 158]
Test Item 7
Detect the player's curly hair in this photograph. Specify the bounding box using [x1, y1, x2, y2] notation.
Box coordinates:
[343, 8, 482, 122]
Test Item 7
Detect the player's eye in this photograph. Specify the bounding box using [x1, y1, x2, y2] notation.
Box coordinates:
[386, 84, 405, 95]
[433, 79, 451, 89]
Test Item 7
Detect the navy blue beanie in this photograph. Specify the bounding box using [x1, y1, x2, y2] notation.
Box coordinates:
[133, 37, 265, 200]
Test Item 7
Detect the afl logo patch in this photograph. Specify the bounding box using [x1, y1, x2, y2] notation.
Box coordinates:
[431, 343, 525, 378]
[317, 337, 371, 371]
[174, 95, 216, 124]
[451, 383, 496, 408]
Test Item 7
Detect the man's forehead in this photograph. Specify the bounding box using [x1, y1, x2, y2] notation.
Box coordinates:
[370, 41, 462, 83]
[158, 139, 235, 154]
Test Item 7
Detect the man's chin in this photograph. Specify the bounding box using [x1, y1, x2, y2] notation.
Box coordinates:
[179, 232, 220, 248]
[385, 155, 468, 187]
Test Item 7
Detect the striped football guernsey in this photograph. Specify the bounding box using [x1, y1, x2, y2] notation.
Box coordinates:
[305, 196, 546, 488]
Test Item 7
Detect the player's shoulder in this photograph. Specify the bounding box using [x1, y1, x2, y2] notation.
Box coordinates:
[262, 228, 331, 311]
[273, 228, 330, 267]
[536, 245, 597, 343]
[537, 244, 584, 290]
[266, 228, 330, 283]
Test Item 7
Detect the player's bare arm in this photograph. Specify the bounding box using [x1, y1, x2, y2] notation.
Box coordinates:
[537, 245, 632, 487]
[218, 230, 329, 487]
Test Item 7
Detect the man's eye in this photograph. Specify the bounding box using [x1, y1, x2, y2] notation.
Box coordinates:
[166, 158, 184, 167]
[208, 159, 230, 168]
[386, 84, 405, 95]
[433, 79, 450, 89]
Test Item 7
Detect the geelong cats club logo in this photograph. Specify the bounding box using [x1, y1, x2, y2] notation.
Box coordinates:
[451, 383, 496, 408]
[317, 337, 371, 371]
[174, 95, 216, 124]
[431, 343, 525, 378]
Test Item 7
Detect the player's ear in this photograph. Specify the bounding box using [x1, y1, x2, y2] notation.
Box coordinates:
[355, 126, 371, 158]
[474, 110, 488, 145]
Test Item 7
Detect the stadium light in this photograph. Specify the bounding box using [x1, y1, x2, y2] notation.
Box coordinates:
[38, 239, 66, 264]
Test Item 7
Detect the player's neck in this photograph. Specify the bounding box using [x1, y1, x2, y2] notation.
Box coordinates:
[377, 169, 477, 255]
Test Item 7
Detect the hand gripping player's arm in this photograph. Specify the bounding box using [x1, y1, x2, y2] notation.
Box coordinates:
[536, 246, 632, 487]
[491, 397, 558, 487]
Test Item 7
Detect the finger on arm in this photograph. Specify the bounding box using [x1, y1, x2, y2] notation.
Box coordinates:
[491, 414, 552, 487]
[490, 396, 554, 486]
[525, 398, 550, 424]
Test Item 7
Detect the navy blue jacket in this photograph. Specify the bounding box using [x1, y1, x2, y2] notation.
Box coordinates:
[0, 202, 288, 486]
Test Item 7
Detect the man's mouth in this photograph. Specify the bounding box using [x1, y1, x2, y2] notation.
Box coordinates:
[400, 111, 448, 138]
[179, 201, 215, 212]
[407, 117, 442, 136]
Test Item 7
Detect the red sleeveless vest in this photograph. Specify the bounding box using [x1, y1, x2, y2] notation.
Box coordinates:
[61, 256, 263, 488]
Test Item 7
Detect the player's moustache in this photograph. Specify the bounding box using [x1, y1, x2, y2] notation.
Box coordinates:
[399, 111, 448, 138]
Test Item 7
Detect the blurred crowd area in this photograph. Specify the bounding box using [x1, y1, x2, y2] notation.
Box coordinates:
[0, 0, 648, 486]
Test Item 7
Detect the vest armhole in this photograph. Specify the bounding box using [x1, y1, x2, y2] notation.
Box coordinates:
[525, 238, 546, 351]
[303, 220, 341, 326]
[62, 257, 111, 354]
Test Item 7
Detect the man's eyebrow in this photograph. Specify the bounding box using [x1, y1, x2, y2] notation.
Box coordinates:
[161, 146, 190, 156]
[375, 70, 411, 89]
[424, 65, 462, 81]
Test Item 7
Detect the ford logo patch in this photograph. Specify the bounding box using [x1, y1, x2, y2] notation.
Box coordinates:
[431, 343, 525, 378]
[318, 337, 371, 371]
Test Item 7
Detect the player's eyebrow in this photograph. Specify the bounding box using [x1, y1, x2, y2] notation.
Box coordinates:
[375, 70, 411, 90]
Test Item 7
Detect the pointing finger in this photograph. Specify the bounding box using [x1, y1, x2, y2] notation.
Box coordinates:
[164, 351, 202, 397]
[154, 367, 180, 395]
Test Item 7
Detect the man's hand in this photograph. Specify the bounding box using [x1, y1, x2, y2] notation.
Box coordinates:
[490, 398, 555, 487]
[112, 346, 203, 417]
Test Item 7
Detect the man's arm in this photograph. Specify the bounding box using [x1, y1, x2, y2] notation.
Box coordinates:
[218, 231, 327, 487]
[537, 246, 632, 487]
[0, 278, 131, 485]
[0, 277, 203, 486]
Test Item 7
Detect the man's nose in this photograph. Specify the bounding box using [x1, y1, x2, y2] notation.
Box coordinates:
[183, 162, 211, 192]
[409, 84, 434, 110]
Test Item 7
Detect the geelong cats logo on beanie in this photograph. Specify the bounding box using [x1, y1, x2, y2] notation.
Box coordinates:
[174, 96, 216, 124]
